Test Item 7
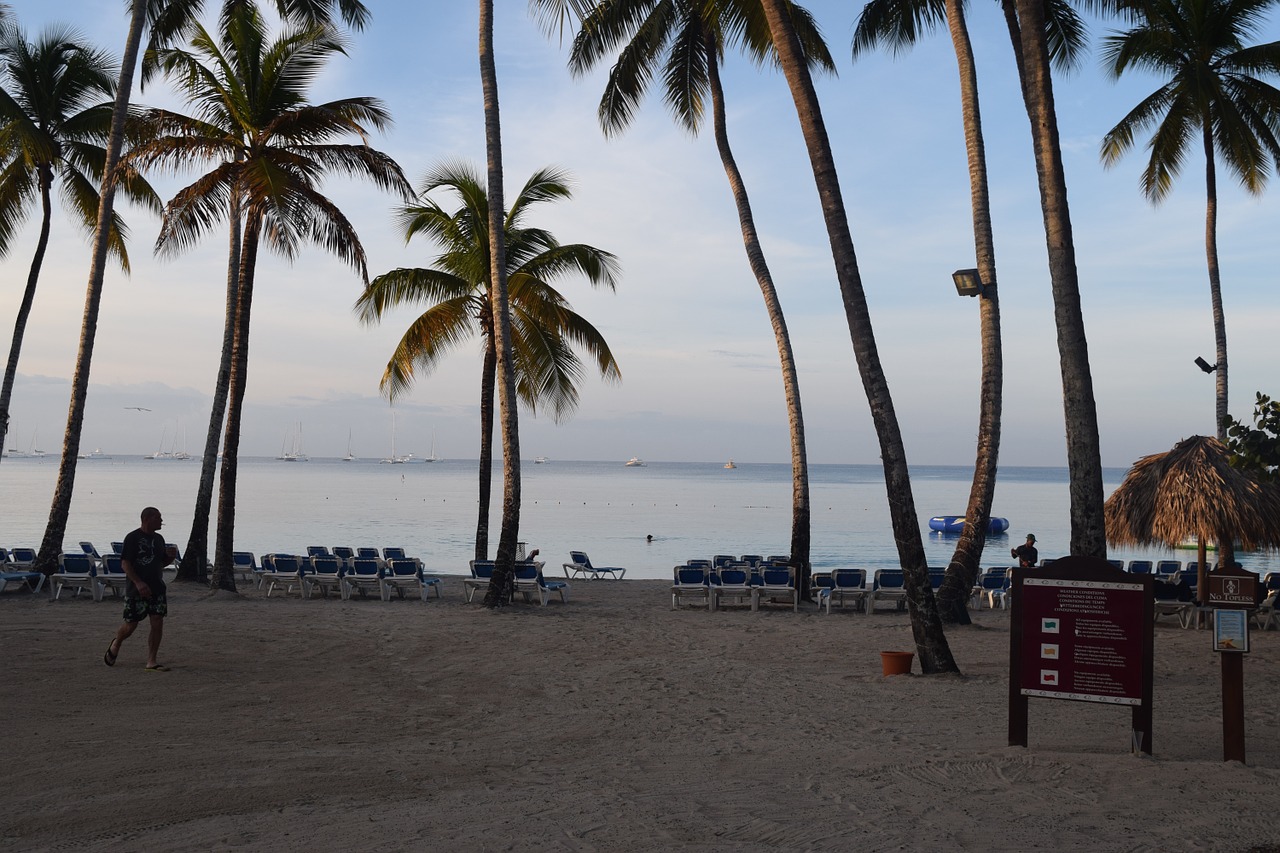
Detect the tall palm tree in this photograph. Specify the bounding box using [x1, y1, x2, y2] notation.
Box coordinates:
[32, 0, 370, 574]
[1100, 0, 1280, 442]
[128, 5, 408, 589]
[1010, 0, 1107, 559]
[358, 162, 621, 563]
[851, 0, 1081, 621]
[756, 0, 956, 672]
[0, 24, 158, 473]
[566, 0, 831, 598]
[476, 0, 528, 606]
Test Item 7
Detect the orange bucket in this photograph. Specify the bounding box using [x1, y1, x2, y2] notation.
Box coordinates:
[880, 651, 914, 676]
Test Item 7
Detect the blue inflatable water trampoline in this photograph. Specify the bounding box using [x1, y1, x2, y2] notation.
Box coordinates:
[928, 515, 1010, 535]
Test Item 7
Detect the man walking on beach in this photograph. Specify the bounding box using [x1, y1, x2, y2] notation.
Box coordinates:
[1011, 534, 1038, 568]
[104, 507, 177, 671]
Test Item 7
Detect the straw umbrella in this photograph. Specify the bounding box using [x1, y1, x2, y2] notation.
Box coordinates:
[1105, 435, 1280, 604]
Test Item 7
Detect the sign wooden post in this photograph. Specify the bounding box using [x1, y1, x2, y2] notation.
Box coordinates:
[1008, 556, 1155, 755]
[1207, 564, 1257, 764]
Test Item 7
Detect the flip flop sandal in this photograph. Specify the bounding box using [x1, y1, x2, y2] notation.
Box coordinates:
[144, 664, 170, 672]
[104, 643, 118, 667]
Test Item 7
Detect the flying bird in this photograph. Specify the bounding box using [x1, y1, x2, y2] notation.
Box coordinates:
[124, 406, 151, 412]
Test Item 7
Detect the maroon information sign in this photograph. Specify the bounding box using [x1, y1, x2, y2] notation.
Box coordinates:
[1008, 556, 1155, 754]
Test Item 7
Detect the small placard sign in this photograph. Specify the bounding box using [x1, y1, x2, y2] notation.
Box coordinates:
[1214, 609, 1249, 653]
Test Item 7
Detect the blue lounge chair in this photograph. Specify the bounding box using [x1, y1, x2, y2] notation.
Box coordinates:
[332, 546, 355, 567]
[869, 569, 907, 612]
[96, 554, 131, 599]
[1106, 558, 1124, 571]
[9, 547, 36, 568]
[0, 548, 45, 596]
[709, 564, 751, 611]
[80, 541, 105, 568]
[928, 567, 947, 590]
[306, 545, 330, 558]
[465, 560, 495, 603]
[751, 564, 797, 612]
[52, 553, 99, 601]
[819, 568, 868, 614]
[1155, 560, 1181, 578]
[562, 550, 626, 580]
[739, 554, 763, 567]
[671, 564, 710, 609]
[342, 557, 384, 600]
[381, 558, 441, 601]
[1128, 560, 1153, 574]
[514, 561, 568, 605]
[303, 554, 345, 599]
[232, 551, 260, 586]
[260, 554, 307, 598]
[973, 569, 1011, 609]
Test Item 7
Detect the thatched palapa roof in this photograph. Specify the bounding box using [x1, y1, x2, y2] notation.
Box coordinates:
[1104, 435, 1280, 551]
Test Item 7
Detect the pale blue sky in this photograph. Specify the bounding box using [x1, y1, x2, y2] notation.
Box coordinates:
[2, 0, 1277, 467]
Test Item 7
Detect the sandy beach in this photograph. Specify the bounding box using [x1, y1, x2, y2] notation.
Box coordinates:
[3, 577, 1279, 852]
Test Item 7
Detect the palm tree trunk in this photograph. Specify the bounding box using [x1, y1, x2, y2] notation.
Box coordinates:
[35, 2, 147, 574]
[704, 38, 811, 596]
[758, 0, 957, 673]
[1011, 0, 1106, 559]
[1203, 127, 1227, 440]
[937, 0, 1004, 625]
[212, 214, 261, 592]
[475, 332, 497, 561]
[0, 167, 54, 471]
[177, 193, 242, 584]
[478, 0, 522, 607]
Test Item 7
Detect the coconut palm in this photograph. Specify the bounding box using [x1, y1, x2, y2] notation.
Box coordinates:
[755, 0, 956, 672]
[0, 24, 159, 473]
[1100, 0, 1280, 442]
[32, 0, 371, 574]
[358, 162, 621, 564]
[851, 1, 1082, 622]
[127, 5, 408, 589]
[992, 0, 1108, 560]
[565, 0, 831, 598]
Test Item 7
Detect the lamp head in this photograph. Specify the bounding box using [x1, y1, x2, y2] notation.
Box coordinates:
[1195, 356, 1217, 374]
[952, 268, 984, 297]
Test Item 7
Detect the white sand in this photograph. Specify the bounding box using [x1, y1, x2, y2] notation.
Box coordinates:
[3, 579, 1278, 851]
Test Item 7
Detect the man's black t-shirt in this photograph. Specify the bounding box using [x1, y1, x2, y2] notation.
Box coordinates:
[122, 528, 168, 599]
[1012, 544, 1039, 567]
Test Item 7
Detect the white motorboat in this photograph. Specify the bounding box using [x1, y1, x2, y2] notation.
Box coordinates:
[724, 459, 736, 469]
[625, 456, 646, 467]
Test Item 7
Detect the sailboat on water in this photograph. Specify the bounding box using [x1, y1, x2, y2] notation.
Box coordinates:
[343, 428, 356, 462]
[381, 411, 409, 464]
[278, 423, 309, 461]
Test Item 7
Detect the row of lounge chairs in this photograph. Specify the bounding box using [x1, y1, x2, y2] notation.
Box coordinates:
[243, 547, 440, 601]
[672, 557, 805, 612]
[0, 543, 179, 601]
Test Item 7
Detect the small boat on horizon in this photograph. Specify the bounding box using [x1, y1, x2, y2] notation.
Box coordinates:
[625, 456, 646, 467]
[534, 456, 549, 464]
[724, 459, 736, 469]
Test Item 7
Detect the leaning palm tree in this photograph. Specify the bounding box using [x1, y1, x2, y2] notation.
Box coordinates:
[127, 5, 408, 589]
[851, 0, 1081, 621]
[1100, 0, 1280, 442]
[358, 162, 621, 566]
[566, 0, 831, 598]
[755, 0, 956, 672]
[0, 24, 159, 473]
[32, 0, 370, 574]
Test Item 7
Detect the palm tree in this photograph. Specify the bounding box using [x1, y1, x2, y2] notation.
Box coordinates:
[128, 5, 408, 589]
[1100, 0, 1280, 443]
[755, 0, 957, 672]
[565, 0, 831, 598]
[358, 162, 621, 564]
[0, 24, 159, 473]
[32, 0, 370, 574]
[1008, 0, 1107, 559]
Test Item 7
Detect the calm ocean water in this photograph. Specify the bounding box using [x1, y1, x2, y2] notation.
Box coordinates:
[3, 456, 1276, 580]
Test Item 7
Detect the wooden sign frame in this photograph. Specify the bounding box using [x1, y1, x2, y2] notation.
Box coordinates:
[1008, 555, 1155, 755]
